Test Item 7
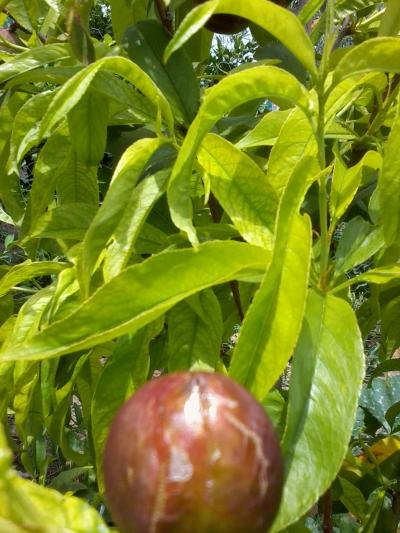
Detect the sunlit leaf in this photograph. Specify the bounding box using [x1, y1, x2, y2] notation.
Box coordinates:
[273, 291, 364, 531]
[1, 241, 270, 361]
[198, 134, 278, 249]
[229, 156, 318, 399]
[168, 66, 313, 243]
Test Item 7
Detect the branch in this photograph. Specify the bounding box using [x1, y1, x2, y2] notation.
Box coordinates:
[154, 0, 173, 34]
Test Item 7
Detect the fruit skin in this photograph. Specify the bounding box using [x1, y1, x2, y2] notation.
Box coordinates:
[193, 0, 291, 35]
[104, 371, 283, 533]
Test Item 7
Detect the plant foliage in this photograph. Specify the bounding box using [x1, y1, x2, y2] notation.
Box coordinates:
[0, 0, 400, 530]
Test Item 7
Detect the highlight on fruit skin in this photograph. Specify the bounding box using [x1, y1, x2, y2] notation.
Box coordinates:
[103, 371, 283, 533]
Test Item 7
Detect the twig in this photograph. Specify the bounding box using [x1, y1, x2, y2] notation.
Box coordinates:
[154, 0, 173, 34]
[322, 489, 333, 533]
[333, 15, 353, 49]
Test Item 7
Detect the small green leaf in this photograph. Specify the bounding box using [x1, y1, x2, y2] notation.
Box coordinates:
[330, 151, 382, 225]
[273, 291, 364, 531]
[379, 110, 400, 246]
[331, 264, 400, 293]
[69, 13, 96, 65]
[168, 289, 223, 372]
[20, 125, 72, 239]
[7, 91, 54, 175]
[236, 109, 291, 149]
[266, 107, 317, 198]
[0, 261, 67, 299]
[333, 217, 384, 279]
[0, 44, 71, 85]
[337, 477, 367, 521]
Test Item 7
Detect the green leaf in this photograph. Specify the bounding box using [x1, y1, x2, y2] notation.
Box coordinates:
[0, 92, 28, 221]
[78, 137, 167, 294]
[168, 66, 313, 243]
[381, 296, 400, 356]
[68, 90, 109, 166]
[69, 13, 96, 65]
[29, 204, 97, 241]
[378, 0, 400, 36]
[235, 109, 291, 149]
[168, 289, 223, 372]
[229, 156, 318, 399]
[103, 168, 170, 281]
[20, 126, 73, 239]
[56, 151, 99, 206]
[0, 424, 109, 532]
[379, 110, 400, 246]
[298, 0, 325, 25]
[333, 217, 384, 279]
[1, 241, 270, 362]
[332, 38, 400, 87]
[46, 353, 89, 465]
[359, 490, 385, 533]
[165, 0, 317, 79]
[12, 360, 42, 474]
[198, 134, 277, 249]
[110, 0, 147, 42]
[0, 261, 67, 299]
[331, 264, 400, 293]
[265, 107, 317, 198]
[92, 320, 163, 492]
[0, 44, 71, 85]
[330, 151, 382, 225]
[7, 91, 54, 175]
[273, 291, 364, 531]
[336, 477, 367, 521]
[123, 20, 199, 124]
[39, 56, 174, 140]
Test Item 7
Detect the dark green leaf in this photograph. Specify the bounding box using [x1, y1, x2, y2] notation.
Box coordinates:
[92, 319, 164, 491]
[123, 20, 199, 124]
[68, 90, 109, 166]
[168, 289, 223, 371]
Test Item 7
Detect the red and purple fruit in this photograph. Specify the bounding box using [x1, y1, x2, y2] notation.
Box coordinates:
[104, 371, 283, 533]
